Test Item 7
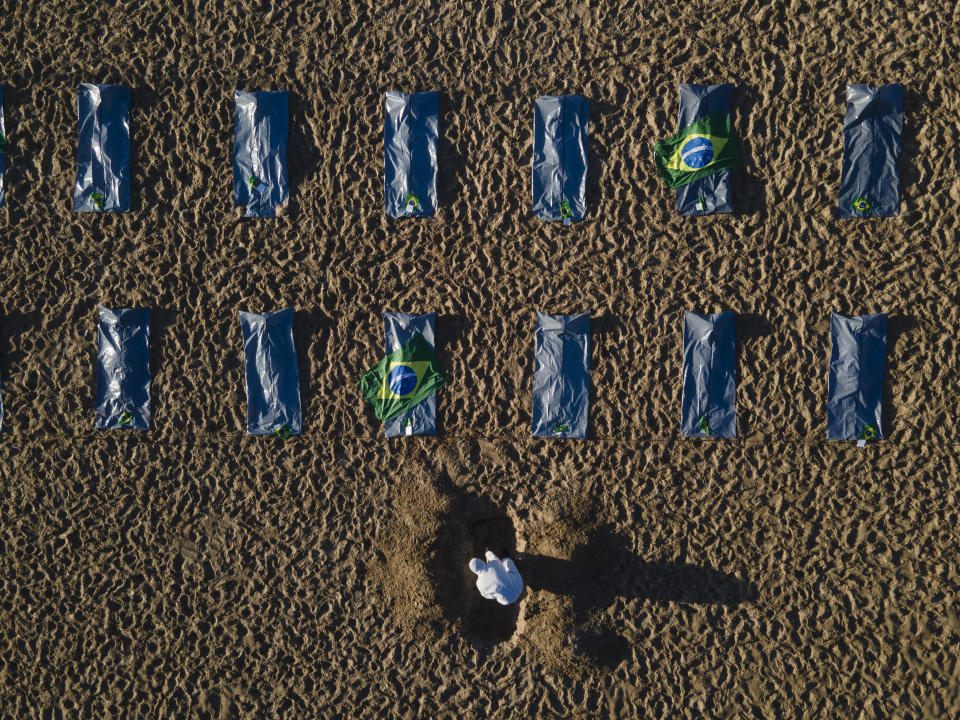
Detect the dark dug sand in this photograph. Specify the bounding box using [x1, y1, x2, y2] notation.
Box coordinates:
[2, 1, 960, 717]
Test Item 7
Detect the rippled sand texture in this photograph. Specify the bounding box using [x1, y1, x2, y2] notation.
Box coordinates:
[2, 0, 960, 717]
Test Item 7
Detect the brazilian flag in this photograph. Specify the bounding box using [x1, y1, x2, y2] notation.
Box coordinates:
[654, 112, 741, 189]
[359, 333, 445, 422]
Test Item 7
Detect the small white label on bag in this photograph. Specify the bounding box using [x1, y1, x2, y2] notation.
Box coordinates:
[405, 424, 413, 436]
[255, 181, 268, 193]
[563, 217, 571, 226]
[857, 439, 866, 448]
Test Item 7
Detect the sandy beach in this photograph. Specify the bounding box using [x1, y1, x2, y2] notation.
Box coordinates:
[2, 0, 959, 717]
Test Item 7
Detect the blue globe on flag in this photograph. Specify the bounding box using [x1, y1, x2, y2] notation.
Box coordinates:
[387, 364, 419, 397]
[681, 137, 714, 169]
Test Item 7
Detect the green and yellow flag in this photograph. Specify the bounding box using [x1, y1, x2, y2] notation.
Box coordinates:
[359, 334, 445, 422]
[654, 112, 741, 188]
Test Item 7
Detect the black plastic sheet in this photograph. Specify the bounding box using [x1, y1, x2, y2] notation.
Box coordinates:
[74, 84, 131, 213]
[675, 83, 734, 216]
[827, 313, 887, 442]
[239, 308, 301, 436]
[532, 312, 590, 438]
[95, 306, 151, 430]
[384, 91, 438, 218]
[382, 312, 437, 437]
[681, 311, 737, 438]
[234, 90, 289, 218]
[837, 84, 902, 218]
[532, 94, 588, 223]
[0, 85, 6, 209]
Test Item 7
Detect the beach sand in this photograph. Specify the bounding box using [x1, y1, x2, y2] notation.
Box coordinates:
[2, 0, 960, 717]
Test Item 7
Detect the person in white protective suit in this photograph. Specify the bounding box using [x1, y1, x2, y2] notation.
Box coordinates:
[468, 551, 524, 605]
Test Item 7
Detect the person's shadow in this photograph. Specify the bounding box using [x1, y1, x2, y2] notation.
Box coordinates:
[523, 534, 756, 610]
[519, 531, 757, 667]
